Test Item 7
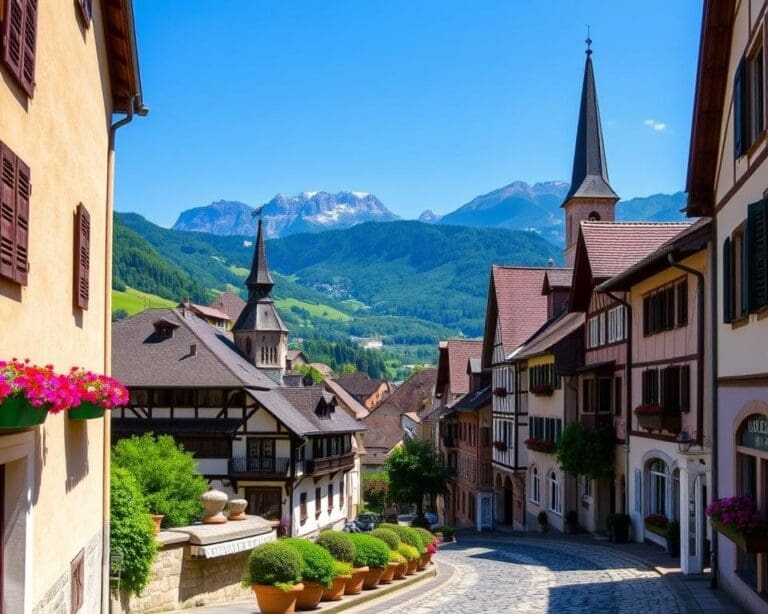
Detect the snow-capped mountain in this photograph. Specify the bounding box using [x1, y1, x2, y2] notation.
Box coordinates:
[172, 191, 399, 238]
[418, 209, 443, 223]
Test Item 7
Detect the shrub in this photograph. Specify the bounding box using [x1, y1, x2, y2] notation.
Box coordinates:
[110, 467, 157, 595]
[112, 434, 208, 527]
[389, 550, 406, 564]
[316, 530, 355, 564]
[413, 527, 436, 547]
[397, 543, 420, 561]
[245, 542, 302, 590]
[433, 525, 455, 540]
[371, 527, 401, 550]
[347, 533, 390, 569]
[281, 538, 335, 588]
[556, 422, 615, 479]
[381, 523, 426, 552]
[331, 560, 353, 578]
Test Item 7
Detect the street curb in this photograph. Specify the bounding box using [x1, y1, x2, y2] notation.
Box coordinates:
[313, 566, 438, 613]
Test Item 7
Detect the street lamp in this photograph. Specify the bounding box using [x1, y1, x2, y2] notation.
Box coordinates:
[676, 430, 692, 453]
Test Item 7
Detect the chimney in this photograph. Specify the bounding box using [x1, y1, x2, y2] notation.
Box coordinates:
[547, 258, 554, 268]
[190, 344, 197, 356]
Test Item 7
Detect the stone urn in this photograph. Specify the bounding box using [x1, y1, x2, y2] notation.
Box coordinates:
[228, 498, 248, 521]
[201, 489, 229, 524]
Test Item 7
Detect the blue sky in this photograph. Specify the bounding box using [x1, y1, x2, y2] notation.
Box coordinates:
[116, 1, 703, 227]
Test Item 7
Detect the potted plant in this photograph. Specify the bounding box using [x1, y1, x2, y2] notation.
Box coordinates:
[371, 528, 402, 582]
[493, 440, 508, 452]
[666, 521, 680, 557]
[644, 514, 669, 538]
[397, 543, 420, 574]
[244, 541, 303, 614]
[524, 438, 557, 454]
[321, 561, 352, 602]
[67, 368, 128, 420]
[0, 359, 59, 428]
[537, 511, 548, 534]
[435, 525, 455, 542]
[707, 497, 768, 553]
[282, 538, 335, 611]
[348, 533, 390, 589]
[493, 387, 507, 397]
[610, 513, 630, 544]
[565, 510, 579, 534]
[317, 531, 367, 595]
[530, 383, 554, 396]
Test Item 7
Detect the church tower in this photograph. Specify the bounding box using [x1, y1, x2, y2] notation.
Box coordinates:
[563, 37, 619, 266]
[232, 216, 288, 383]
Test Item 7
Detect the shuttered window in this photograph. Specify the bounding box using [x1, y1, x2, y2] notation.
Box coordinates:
[748, 199, 768, 311]
[676, 280, 688, 326]
[77, 0, 92, 26]
[723, 237, 733, 323]
[74, 204, 90, 309]
[734, 58, 747, 157]
[2, 0, 38, 97]
[0, 142, 29, 285]
[642, 370, 659, 405]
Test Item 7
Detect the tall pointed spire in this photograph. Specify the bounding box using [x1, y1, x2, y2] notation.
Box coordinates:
[245, 217, 274, 302]
[563, 37, 618, 202]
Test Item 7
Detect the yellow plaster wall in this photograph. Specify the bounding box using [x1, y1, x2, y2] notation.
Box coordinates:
[0, 1, 116, 606]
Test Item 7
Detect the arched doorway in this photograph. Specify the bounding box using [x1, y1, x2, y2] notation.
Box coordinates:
[504, 476, 514, 524]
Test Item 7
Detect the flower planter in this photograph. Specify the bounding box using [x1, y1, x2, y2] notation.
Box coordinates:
[710, 517, 768, 553]
[405, 559, 418, 575]
[251, 583, 303, 614]
[379, 562, 398, 584]
[343, 566, 369, 595]
[321, 576, 348, 601]
[644, 522, 667, 538]
[295, 581, 325, 611]
[68, 401, 104, 421]
[201, 489, 228, 524]
[634, 406, 681, 433]
[362, 567, 385, 589]
[0, 395, 48, 429]
[612, 523, 630, 544]
[149, 514, 164, 535]
[393, 562, 407, 580]
[530, 384, 554, 397]
[417, 554, 428, 570]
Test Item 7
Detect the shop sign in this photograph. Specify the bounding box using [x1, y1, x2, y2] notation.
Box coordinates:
[740, 416, 768, 452]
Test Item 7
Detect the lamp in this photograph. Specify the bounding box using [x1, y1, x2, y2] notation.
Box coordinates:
[676, 430, 692, 453]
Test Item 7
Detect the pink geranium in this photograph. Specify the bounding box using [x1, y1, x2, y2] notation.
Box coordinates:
[68, 369, 128, 410]
[706, 497, 768, 533]
[427, 543, 437, 555]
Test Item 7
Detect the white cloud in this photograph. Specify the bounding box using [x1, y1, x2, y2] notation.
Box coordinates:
[644, 119, 667, 132]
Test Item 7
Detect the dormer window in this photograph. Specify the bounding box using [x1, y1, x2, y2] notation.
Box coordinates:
[152, 318, 179, 339]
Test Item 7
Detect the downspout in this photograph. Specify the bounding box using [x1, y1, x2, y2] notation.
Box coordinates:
[604, 290, 632, 515]
[708, 220, 719, 588]
[514, 359, 523, 529]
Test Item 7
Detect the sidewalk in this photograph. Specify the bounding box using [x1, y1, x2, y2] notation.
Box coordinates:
[470, 529, 741, 613]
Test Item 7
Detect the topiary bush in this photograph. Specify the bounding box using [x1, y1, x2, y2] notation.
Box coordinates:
[371, 527, 401, 551]
[331, 560, 353, 578]
[281, 538, 335, 588]
[112, 434, 208, 527]
[397, 543, 420, 561]
[110, 467, 157, 595]
[245, 541, 303, 590]
[389, 550, 407, 564]
[316, 530, 355, 563]
[414, 527, 436, 547]
[347, 533, 391, 569]
[381, 523, 425, 552]
[433, 525, 455, 540]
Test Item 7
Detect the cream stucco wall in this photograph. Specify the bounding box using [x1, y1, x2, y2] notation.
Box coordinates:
[0, 2, 120, 611]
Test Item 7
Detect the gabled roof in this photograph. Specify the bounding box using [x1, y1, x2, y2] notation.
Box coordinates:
[210, 291, 246, 322]
[513, 312, 585, 361]
[563, 50, 618, 202]
[481, 266, 550, 367]
[686, 0, 736, 216]
[373, 368, 437, 415]
[450, 384, 492, 413]
[333, 373, 388, 398]
[542, 268, 573, 294]
[287, 350, 308, 362]
[569, 221, 694, 311]
[232, 300, 289, 333]
[435, 340, 482, 397]
[112, 308, 276, 389]
[179, 302, 231, 322]
[323, 378, 369, 419]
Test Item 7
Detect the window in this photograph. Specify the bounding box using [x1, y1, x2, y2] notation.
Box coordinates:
[0, 142, 29, 285]
[676, 281, 688, 326]
[70, 549, 85, 613]
[77, 0, 92, 26]
[300, 493, 307, 524]
[529, 363, 560, 390]
[531, 466, 540, 503]
[607, 305, 627, 343]
[315, 487, 321, 517]
[643, 282, 686, 335]
[74, 204, 90, 309]
[339, 478, 344, 507]
[597, 378, 612, 413]
[246, 337, 252, 355]
[583, 378, 595, 412]
[648, 459, 668, 516]
[582, 476, 592, 500]
[642, 366, 690, 411]
[529, 417, 562, 444]
[1, 0, 37, 97]
[549, 471, 561, 514]
[327, 484, 334, 512]
[587, 315, 601, 348]
[176, 437, 230, 458]
[614, 377, 623, 416]
[735, 43, 765, 157]
[749, 200, 768, 312]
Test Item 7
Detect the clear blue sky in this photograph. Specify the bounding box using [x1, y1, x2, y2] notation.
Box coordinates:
[116, 1, 703, 227]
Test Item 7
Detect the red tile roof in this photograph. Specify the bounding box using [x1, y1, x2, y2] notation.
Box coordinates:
[446, 340, 483, 395]
[210, 291, 246, 322]
[542, 268, 573, 292]
[491, 266, 551, 354]
[580, 222, 694, 279]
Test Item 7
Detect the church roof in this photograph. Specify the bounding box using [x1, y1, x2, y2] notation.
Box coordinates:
[232, 300, 288, 333]
[246, 217, 274, 290]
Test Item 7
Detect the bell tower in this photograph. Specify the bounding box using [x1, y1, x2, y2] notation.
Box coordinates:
[562, 35, 619, 265]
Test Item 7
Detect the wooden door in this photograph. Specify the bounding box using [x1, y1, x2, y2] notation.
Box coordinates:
[247, 438, 275, 472]
[245, 487, 282, 521]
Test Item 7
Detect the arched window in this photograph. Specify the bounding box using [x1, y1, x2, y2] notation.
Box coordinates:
[588, 211, 601, 221]
[549, 471, 561, 513]
[648, 459, 668, 516]
[531, 466, 540, 504]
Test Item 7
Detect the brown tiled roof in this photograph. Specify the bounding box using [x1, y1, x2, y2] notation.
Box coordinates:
[333, 373, 388, 397]
[361, 411, 404, 452]
[181, 302, 231, 322]
[447, 341, 482, 395]
[514, 312, 585, 360]
[210, 291, 246, 322]
[542, 268, 573, 293]
[323, 378, 369, 419]
[373, 368, 437, 415]
[580, 221, 694, 280]
[112, 308, 276, 389]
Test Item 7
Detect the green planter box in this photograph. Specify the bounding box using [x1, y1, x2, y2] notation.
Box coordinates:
[68, 402, 105, 421]
[0, 395, 48, 429]
[644, 522, 668, 538]
[710, 517, 768, 553]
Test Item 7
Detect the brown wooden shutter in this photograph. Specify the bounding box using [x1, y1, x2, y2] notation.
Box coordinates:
[77, 0, 93, 26]
[680, 365, 690, 413]
[74, 204, 90, 309]
[14, 157, 29, 285]
[2, 0, 37, 97]
[0, 144, 15, 282]
[676, 280, 688, 326]
[748, 199, 768, 310]
[723, 237, 733, 323]
[19, 0, 36, 96]
[735, 58, 747, 157]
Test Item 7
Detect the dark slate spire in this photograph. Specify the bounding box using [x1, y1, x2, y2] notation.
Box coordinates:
[563, 39, 618, 202]
[244, 217, 274, 301]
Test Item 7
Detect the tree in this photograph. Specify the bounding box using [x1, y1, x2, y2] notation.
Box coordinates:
[555, 422, 615, 479]
[112, 309, 129, 322]
[385, 439, 450, 516]
[339, 363, 357, 374]
[292, 364, 325, 384]
[362, 471, 389, 511]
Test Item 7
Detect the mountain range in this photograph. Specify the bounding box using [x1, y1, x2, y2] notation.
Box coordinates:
[170, 181, 686, 243]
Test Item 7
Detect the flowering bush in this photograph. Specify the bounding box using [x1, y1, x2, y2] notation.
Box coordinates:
[706, 497, 768, 533]
[634, 404, 663, 415]
[524, 438, 556, 453]
[492, 387, 507, 397]
[530, 384, 554, 396]
[68, 368, 128, 409]
[644, 514, 669, 529]
[493, 440, 508, 452]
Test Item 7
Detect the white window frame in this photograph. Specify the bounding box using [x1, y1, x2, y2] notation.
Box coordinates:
[581, 475, 592, 500]
[607, 305, 626, 343]
[587, 316, 600, 348]
[549, 471, 561, 514]
[648, 459, 668, 517]
[599, 312, 606, 346]
[531, 466, 540, 504]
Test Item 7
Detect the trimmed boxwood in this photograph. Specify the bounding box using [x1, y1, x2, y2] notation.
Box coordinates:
[382, 523, 426, 552]
[331, 560, 353, 578]
[316, 530, 355, 563]
[389, 550, 407, 564]
[245, 541, 302, 590]
[282, 538, 335, 588]
[397, 543, 420, 561]
[371, 527, 401, 551]
[347, 533, 390, 569]
[414, 527, 436, 547]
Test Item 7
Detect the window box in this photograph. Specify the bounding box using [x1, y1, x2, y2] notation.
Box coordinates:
[530, 384, 553, 397]
[492, 440, 508, 452]
[68, 401, 104, 421]
[707, 497, 768, 553]
[644, 514, 669, 537]
[710, 517, 768, 553]
[0, 394, 47, 429]
[493, 387, 507, 397]
[633, 405, 681, 433]
[524, 438, 556, 454]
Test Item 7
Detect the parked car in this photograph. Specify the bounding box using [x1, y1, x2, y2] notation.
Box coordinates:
[353, 513, 381, 532]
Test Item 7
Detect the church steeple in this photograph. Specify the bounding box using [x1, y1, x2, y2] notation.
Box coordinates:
[562, 36, 619, 266]
[245, 217, 274, 301]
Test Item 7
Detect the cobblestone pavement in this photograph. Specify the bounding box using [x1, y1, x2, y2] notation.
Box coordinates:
[349, 537, 683, 614]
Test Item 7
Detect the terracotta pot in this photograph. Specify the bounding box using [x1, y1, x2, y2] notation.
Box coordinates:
[295, 581, 325, 611]
[379, 562, 398, 584]
[251, 583, 303, 614]
[321, 576, 348, 601]
[362, 567, 385, 589]
[227, 498, 248, 520]
[417, 554, 428, 570]
[149, 514, 164, 535]
[343, 566, 369, 595]
[393, 562, 407, 580]
[201, 489, 229, 524]
[406, 559, 418, 575]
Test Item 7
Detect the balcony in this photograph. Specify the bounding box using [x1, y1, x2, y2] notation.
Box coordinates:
[305, 452, 355, 476]
[580, 412, 614, 432]
[633, 405, 682, 434]
[229, 456, 290, 477]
